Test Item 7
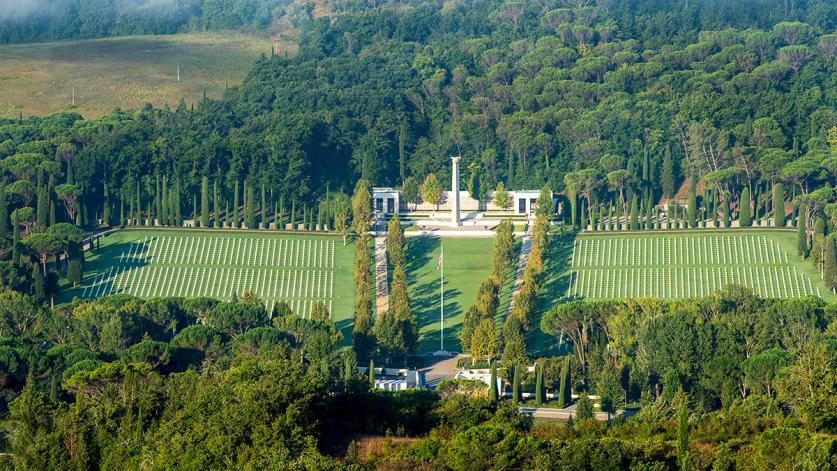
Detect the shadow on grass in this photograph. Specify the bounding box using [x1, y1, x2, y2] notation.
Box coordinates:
[57, 237, 153, 304]
[528, 232, 577, 357]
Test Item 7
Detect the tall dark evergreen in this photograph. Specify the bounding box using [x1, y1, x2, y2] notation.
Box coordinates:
[233, 180, 240, 228]
[535, 362, 544, 406]
[797, 211, 809, 259]
[773, 183, 785, 227]
[559, 356, 571, 408]
[261, 183, 267, 229]
[512, 365, 521, 405]
[739, 187, 752, 227]
[661, 147, 676, 200]
[489, 361, 498, 403]
[722, 194, 731, 228]
[103, 183, 111, 226]
[629, 195, 639, 230]
[824, 235, 836, 294]
[201, 176, 209, 228]
[11, 211, 20, 265]
[213, 181, 220, 228]
[687, 178, 697, 228]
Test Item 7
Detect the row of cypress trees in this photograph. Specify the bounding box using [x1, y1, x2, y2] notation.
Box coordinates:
[120, 175, 340, 232]
[487, 356, 572, 407]
[574, 182, 790, 231]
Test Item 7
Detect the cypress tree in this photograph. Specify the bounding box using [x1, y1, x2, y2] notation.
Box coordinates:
[722, 193, 731, 228]
[233, 180, 240, 228]
[290, 199, 297, 230]
[615, 199, 622, 230]
[661, 147, 676, 199]
[824, 235, 836, 294]
[739, 187, 751, 227]
[797, 210, 808, 259]
[224, 200, 229, 228]
[31, 263, 44, 301]
[0, 182, 7, 237]
[629, 195, 639, 230]
[119, 197, 124, 227]
[559, 356, 570, 408]
[103, 183, 111, 226]
[66, 160, 74, 185]
[535, 362, 544, 406]
[687, 178, 697, 228]
[12, 211, 20, 265]
[773, 183, 785, 227]
[213, 181, 220, 228]
[161, 175, 169, 226]
[512, 365, 521, 405]
[191, 196, 196, 227]
[261, 183, 267, 229]
[590, 204, 597, 231]
[245, 180, 255, 229]
[174, 176, 182, 226]
[608, 205, 614, 231]
[135, 183, 141, 225]
[570, 193, 578, 229]
[579, 200, 587, 231]
[368, 359, 375, 387]
[489, 361, 498, 403]
[676, 392, 691, 471]
[200, 176, 209, 228]
[646, 194, 654, 231]
[36, 186, 48, 231]
[155, 174, 161, 225]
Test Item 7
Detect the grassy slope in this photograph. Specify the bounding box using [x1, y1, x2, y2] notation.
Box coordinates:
[0, 33, 293, 118]
[60, 229, 356, 341]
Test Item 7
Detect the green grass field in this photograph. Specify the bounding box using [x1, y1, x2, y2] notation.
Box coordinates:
[0, 33, 292, 118]
[404, 237, 518, 353]
[563, 229, 834, 302]
[61, 229, 356, 339]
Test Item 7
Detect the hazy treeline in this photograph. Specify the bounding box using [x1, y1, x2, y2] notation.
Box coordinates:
[0, 0, 293, 43]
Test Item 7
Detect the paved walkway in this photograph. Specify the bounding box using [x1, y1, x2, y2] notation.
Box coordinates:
[374, 236, 389, 317]
[518, 406, 628, 421]
[421, 354, 460, 389]
[508, 235, 532, 316]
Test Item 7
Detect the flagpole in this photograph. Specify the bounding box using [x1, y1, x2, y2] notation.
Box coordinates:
[440, 243, 444, 352]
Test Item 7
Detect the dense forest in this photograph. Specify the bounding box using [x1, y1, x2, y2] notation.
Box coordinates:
[1, 281, 836, 468]
[0, 0, 299, 43]
[1, 0, 835, 214]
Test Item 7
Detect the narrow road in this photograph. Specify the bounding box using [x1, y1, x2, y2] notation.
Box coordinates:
[374, 236, 389, 318]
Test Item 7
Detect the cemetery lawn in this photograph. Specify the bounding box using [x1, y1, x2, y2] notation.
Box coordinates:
[405, 237, 518, 353]
[59, 229, 357, 341]
[561, 229, 835, 303]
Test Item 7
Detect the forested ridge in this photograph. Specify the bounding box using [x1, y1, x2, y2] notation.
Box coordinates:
[1, 0, 835, 216]
[0, 0, 299, 43]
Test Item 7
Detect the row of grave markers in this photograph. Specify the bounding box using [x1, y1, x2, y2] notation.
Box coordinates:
[567, 265, 818, 299]
[119, 236, 336, 269]
[572, 235, 788, 268]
